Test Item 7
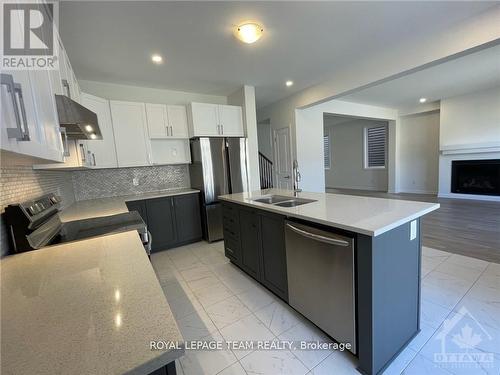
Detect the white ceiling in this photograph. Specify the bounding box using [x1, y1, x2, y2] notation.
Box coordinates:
[339, 44, 500, 109]
[59, 1, 496, 108]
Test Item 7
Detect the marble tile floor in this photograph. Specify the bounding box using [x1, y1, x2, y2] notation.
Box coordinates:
[151, 242, 500, 375]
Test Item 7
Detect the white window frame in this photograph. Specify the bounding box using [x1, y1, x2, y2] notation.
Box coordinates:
[363, 126, 386, 170]
[324, 132, 331, 170]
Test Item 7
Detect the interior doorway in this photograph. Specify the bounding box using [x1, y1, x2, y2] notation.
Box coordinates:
[274, 127, 293, 189]
[323, 114, 389, 193]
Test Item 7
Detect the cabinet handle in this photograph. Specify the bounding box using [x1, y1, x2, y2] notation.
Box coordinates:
[92, 153, 96, 166]
[170, 126, 173, 137]
[60, 127, 70, 156]
[61, 79, 71, 98]
[221, 124, 224, 134]
[13, 83, 30, 141]
[1, 73, 25, 141]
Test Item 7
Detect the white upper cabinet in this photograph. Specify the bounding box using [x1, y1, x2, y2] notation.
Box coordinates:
[80, 93, 118, 168]
[188, 102, 244, 137]
[218, 104, 244, 136]
[146, 103, 189, 138]
[168, 105, 189, 138]
[110, 100, 151, 167]
[145, 103, 168, 138]
[188, 102, 220, 136]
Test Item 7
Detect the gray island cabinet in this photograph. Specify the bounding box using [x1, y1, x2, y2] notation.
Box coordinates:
[220, 189, 439, 375]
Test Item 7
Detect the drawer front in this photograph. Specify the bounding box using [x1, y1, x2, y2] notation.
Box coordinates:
[224, 237, 241, 262]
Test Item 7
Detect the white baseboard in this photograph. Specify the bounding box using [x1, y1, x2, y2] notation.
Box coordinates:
[438, 192, 500, 202]
[399, 189, 438, 195]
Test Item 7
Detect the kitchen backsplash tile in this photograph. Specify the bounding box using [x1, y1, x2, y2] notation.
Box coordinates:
[71, 165, 190, 201]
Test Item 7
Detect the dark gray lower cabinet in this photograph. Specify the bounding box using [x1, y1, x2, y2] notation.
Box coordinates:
[145, 197, 177, 252]
[126, 193, 202, 252]
[260, 214, 288, 300]
[222, 202, 288, 301]
[174, 194, 202, 243]
[239, 208, 262, 280]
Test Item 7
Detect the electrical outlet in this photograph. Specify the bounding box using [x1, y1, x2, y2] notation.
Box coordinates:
[410, 220, 417, 240]
[132, 177, 139, 186]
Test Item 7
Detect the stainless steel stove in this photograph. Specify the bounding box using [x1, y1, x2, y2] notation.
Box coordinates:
[4, 193, 151, 256]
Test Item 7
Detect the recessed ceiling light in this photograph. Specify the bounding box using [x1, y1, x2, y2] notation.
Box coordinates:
[235, 22, 264, 44]
[419, 97, 427, 103]
[89, 133, 97, 140]
[84, 125, 93, 132]
[151, 54, 163, 64]
[285, 80, 294, 87]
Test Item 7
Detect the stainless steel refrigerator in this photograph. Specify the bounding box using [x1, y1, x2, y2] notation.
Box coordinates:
[189, 137, 249, 242]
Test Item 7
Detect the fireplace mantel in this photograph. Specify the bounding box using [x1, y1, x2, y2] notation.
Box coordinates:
[440, 142, 500, 155]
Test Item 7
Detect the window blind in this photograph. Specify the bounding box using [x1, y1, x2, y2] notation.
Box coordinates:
[324, 134, 330, 169]
[366, 126, 386, 168]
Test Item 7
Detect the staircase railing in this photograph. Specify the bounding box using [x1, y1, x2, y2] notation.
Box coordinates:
[259, 152, 273, 189]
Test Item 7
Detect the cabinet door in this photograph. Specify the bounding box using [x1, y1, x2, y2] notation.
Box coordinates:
[219, 105, 244, 137]
[110, 101, 151, 167]
[222, 203, 242, 264]
[239, 208, 261, 280]
[189, 102, 219, 136]
[146, 197, 177, 252]
[80, 93, 118, 168]
[126, 200, 147, 224]
[167, 105, 189, 138]
[260, 213, 288, 301]
[145, 103, 168, 138]
[173, 194, 202, 243]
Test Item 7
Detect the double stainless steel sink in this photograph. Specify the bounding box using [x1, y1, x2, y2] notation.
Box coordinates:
[252, 195, 317, 207]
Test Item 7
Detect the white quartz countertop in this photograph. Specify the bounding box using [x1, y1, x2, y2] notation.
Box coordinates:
[0, 231, 184, 375]
[60, 188, 199, 222]
[219, 189, 440, 236]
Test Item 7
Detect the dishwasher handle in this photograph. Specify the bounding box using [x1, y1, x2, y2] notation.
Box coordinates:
[286, 223, 350, 247]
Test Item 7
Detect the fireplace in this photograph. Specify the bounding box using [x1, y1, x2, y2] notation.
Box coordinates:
[451, 159, 500, 196]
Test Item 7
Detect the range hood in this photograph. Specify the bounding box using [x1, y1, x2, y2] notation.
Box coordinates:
[55, 95, 102, 140]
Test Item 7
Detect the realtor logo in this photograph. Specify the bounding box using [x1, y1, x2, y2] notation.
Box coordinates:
[1, 0, 58, 69]
[433, 306, 494, 370]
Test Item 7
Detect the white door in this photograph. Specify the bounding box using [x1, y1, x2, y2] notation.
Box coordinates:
[190, 102, 219, 136]
[110, 101, 151, 167]
[274, 127, 293, 189]
[219, 104, 244, 136]
[167, 105, 189, 138]
[145, 103, 168, 138]
[81, 93, 118, 168]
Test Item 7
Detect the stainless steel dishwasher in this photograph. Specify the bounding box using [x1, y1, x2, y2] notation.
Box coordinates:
[285, 220, 356, 354]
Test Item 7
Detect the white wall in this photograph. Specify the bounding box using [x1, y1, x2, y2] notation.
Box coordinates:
[295, 100, 398, 192]
[440, 86, 500, 148]
[324, 119, 389, 191]
[438, 87, 500, 201]
[79, 80, 227, 105]
[228, 86, 260, 191]
[398, 111, 440, 194]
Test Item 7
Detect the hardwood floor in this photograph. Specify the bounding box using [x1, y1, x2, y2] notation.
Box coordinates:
[326, 188, 500, 263]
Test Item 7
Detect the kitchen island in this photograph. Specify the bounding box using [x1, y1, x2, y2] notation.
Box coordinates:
[220, 189, 440, 375]
[0, 231, 184, 375]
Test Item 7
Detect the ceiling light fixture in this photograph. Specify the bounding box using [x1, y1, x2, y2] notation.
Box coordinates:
[235, 22, 264, 44]
[89, 133, 97, 140]
[84, 125, 93, 132]
[285, 80, 294, 87]
[151, 54, 163, 64]
[419, 97, 427, 103]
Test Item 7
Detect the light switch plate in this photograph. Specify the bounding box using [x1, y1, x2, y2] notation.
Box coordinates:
[410, 220, 417, 240]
